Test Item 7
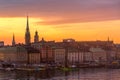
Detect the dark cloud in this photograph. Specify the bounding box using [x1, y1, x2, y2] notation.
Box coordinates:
[0, 0, 120, 23]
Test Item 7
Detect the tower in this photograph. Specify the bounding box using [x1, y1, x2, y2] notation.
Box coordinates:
[34, 30, 39, 43]
[12, 34, 16, 46]
[25, 16, 31, 45]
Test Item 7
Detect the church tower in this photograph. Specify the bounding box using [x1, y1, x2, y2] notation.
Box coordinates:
[25, 16, 31, 45]
[34, 30, 39, 43]
[12, 34, 16, 46]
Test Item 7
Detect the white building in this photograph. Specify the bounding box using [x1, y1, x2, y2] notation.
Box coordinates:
[68, 48, 92, 64]
[68, 49, 83, 64]
[90, 47, 107, 63]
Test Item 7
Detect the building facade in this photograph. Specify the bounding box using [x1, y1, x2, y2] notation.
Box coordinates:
[90, 47, 107, 63]
[68, 48, 92, 64]
[41, 45, 54, 63]
[0, 46, 28, 64]
[54, 48, 65, 65]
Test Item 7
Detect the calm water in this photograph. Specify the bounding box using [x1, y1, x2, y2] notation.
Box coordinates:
[0, 68, 120, 80]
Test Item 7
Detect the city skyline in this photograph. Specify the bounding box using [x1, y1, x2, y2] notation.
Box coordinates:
[0, 0, 120, 44]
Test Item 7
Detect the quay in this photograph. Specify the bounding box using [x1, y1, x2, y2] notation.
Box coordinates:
[0, 61, 120, 71]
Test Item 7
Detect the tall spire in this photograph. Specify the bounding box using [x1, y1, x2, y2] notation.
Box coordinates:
[12, 33, 16, 46]
[25, 16, 31, 45]
[26, 16, 29, 31]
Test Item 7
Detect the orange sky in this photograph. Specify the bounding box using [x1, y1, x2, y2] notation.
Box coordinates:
[0, 0, 120, 45]
[0, 17, 120, 45]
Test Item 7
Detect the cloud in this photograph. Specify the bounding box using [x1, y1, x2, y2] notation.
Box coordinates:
[36, 16, 120, 26]
[0, 0, 119, 22]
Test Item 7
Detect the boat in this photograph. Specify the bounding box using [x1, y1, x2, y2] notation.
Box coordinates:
[5, 68, 14, 71]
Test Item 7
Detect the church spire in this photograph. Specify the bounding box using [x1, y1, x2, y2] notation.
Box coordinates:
[12, 33, 16, 46]
[26, 16, 29, 31]
[25, 16, 31, 45]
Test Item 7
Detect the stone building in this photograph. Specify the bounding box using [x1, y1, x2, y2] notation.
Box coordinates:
[0, 46, 28, 64]
[24, 46, 40, 64]
[89, 47, 107, 63]
[54, 48, 65, 64]
[67, 47, 92, 64]
[40, 45, 54, 63]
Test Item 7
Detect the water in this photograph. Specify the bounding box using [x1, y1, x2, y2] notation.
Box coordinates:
[0, 68, 120, 80]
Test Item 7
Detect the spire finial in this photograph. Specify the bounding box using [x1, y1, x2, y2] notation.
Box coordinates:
[26, 15, 29, 31]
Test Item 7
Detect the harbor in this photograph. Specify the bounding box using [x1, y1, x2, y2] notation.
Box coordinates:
[0, 61, 120, 72]
[0, 68, 119, 80]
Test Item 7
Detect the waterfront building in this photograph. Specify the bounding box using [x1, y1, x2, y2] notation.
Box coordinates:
[83, 52, 93, 63]
[68, 48, 82, 64]
[41, 45, 54, 63]
[0, 45, 42, 64]
[24, 46, 40, 64]
[115, 45, 120, 60]
[89, 47, 107, 63]
[0, 46, 28, 64]
[0, 16, 118, 66]
[31, 38, 55, 63]
[54, 48, 65, 65]
[67, 47, 92, 64]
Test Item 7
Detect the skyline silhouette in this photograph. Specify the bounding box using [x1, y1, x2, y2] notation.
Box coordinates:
[0, 0, 120, 44]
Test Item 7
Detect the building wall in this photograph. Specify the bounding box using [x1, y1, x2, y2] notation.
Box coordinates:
[89, 47, 107, 63]
[84, 52, 93, 62]
[54, 48, 65, 64]
[68, 52, 83, 64]
[92, 52, 107, 62]
[106, 51, 116, 62]
[116, 50, 120, 59]
[31, 43, 42, 50]
[0, 53, 4, 61]
[29, 53, 41, 64]
[0, 46, 28, 64]
[41, 46, 54, 63]
[16, 47, 28, 63]
[0, 48, 5, 61]
[68, 51, 92, 64]
[93, 51, 118, 64]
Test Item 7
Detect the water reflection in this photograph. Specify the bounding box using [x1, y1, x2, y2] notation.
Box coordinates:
[0, 68, 120, 80]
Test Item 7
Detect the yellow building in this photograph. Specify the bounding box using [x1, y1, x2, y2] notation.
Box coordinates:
[0, 46, 28, 64]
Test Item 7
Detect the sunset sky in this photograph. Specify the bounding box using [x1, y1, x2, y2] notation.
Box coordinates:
[0, 0, 120, 45]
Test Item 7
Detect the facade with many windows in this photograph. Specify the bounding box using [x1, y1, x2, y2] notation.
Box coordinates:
[0, 46, 28, 64]
[54, 48, 65, 64]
